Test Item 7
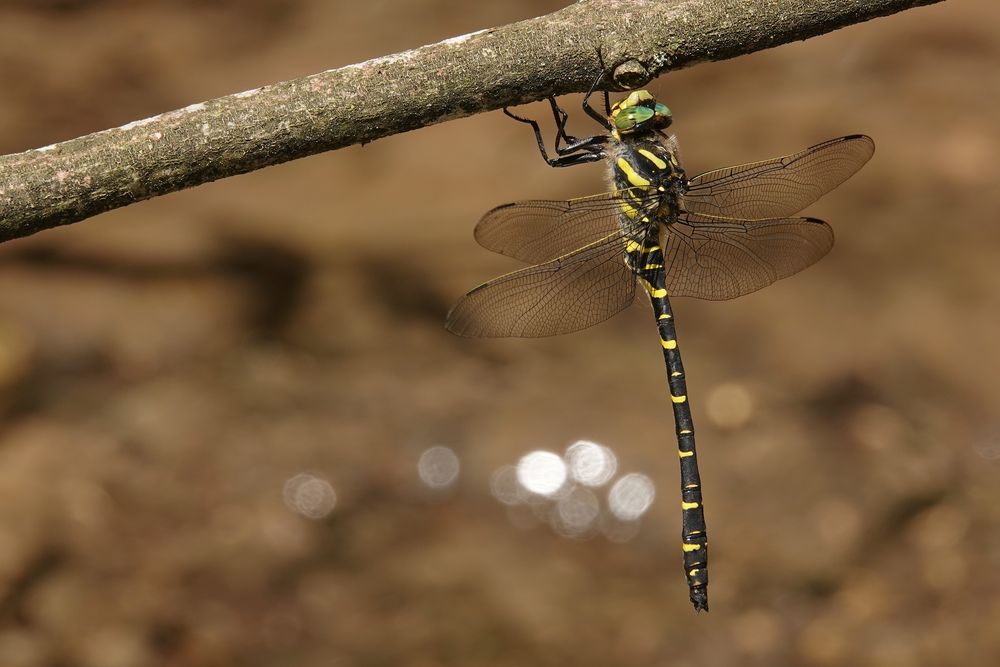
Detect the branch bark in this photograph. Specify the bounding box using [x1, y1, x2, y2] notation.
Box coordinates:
[0, 0, 941, 243]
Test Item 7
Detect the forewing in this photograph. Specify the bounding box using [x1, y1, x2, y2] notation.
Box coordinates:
[474, 190, 658, 265]
[446, 232, 637, 337]
[683, 135, 875, 219]
[661, 213, 834, 300]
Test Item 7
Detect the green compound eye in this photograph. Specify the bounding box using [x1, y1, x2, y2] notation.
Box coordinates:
[655, 103, 672, 117]
[615, 106, 654, 131]
[614, 113, 635, 131]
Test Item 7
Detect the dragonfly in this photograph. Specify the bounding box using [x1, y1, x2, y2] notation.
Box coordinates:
[445, 71, 874, 612]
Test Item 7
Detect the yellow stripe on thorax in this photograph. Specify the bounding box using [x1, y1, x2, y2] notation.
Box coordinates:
[638, 149, 667, 170]
[616, 158, 650, 187]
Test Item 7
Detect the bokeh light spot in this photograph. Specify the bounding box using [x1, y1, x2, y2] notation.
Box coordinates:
[973, 428, 1000, 461]
[608, 473, 655, 521]
[554, 486, 600, 537]
[705, 381, 754, 430]
[282, 473, 336, 520]
[490, 465, 523, 505]
[565, 439, 618, 487]
[516, 450, 567, 497]
[417, 445, 460, 489]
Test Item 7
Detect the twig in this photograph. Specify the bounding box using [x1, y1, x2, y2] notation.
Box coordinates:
[0, 0, 941, 243]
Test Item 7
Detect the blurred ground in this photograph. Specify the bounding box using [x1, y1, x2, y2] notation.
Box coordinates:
[0, 1, 998, 666]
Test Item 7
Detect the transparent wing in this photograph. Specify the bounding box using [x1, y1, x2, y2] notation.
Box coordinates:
[473, 189, 659, 265]
[661, 213, 834, 300]
[446, 230, 638, 337]
[682, 135, 874, 219]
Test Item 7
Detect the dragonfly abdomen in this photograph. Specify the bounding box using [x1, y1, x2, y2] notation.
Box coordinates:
[650, 285, 709, 612]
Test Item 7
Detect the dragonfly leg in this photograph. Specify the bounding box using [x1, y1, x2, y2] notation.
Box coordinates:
[582, 49, 613, 129]
[548, 97, 578, 150]
[503, 106, 607, 167]
[502, 49, 614, 167]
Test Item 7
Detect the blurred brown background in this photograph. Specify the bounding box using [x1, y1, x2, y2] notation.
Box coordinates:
[0, 1, 997, 666]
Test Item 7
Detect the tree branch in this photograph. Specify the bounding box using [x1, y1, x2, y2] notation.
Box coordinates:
[0, 0, 940, 243]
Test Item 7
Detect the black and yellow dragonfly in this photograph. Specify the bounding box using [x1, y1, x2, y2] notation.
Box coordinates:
[446, 79, 874, 612]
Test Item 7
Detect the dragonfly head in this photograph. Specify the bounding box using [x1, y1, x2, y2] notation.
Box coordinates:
[609, 90, 672, 140]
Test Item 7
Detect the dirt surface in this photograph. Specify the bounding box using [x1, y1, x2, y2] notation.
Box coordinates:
[0, 2, 998, 666]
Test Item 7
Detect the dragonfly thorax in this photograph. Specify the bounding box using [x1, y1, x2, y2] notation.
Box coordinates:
[609, 135, 687, 227]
